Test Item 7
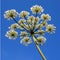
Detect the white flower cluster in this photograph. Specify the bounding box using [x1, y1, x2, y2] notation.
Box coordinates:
[5, 30, 18, 39]
[46, 24, 56, 34]
[41, 14, 51, 21]
[4, 9, 18, 20]
[8, 23, 19, 30]
[20, 32, 28, 37]
[4, 5, 56, 46]
[19, 11, 30, 18]
[20, 37, 32, 46]
[31, 5, 44, 14]
[37, 36, 46, 45]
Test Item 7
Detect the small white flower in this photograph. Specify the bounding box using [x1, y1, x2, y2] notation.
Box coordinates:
[5, 30, 18, 39]
[19, 11, 30, 18]
[41, 14, 51, 21]
[18, 19, 26, 24]
[46, 24, 56, 34]
[34, 17, 40, 22]
[37, 36, 46, 45]
[4, 9, 18, 20]
[9, 23, 19, 29]
[20, 32, 28, 37]
[20, 37, 32, 46]
[31, 5, 44, 14]
[28, 16, 35, 21]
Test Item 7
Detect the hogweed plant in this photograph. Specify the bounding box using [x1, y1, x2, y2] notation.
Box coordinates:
[4, 5, 56, 60]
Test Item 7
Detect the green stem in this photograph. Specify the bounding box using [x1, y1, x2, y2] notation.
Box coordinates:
[32, 35, 46, 60]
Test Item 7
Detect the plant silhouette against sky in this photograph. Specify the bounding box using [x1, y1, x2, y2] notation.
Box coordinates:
[4, 5, 56, 60]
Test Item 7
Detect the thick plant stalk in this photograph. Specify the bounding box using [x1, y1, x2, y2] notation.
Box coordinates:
[32, 35, 46, 60]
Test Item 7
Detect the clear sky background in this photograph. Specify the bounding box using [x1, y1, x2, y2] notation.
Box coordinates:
[1, 0, 60, 60]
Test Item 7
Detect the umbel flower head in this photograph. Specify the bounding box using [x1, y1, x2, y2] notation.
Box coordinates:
[20, 37, 32, 46]
[31, 5, 44, 14]
[4, 9, 18, 20]
[8, 23, 19, 30]
[5, 30, 18, 39]
[19, 11, 30, 18]
[46, 24, 56, 34]
[41, 14, 51, 21]
[4, 5, 56, 46]
[37, 36, 46, 45]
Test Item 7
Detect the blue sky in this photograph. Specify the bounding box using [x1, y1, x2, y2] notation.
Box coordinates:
[1, 0, 60, 60]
